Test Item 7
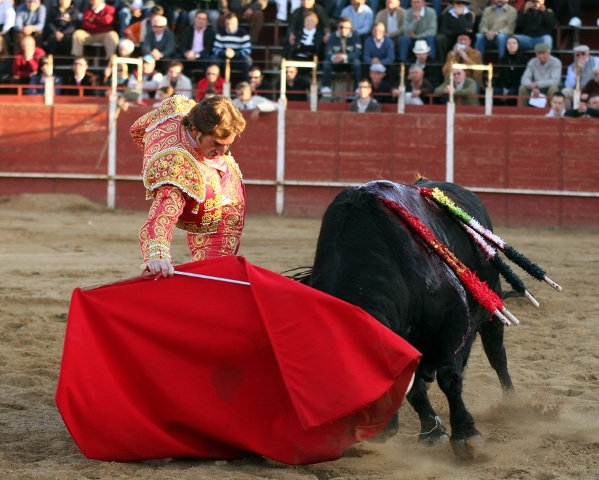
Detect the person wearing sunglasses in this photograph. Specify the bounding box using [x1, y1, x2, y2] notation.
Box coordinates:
[248, 65, 275, 100]
[320, 17, 362, 97]
[562, 44, 599, 108]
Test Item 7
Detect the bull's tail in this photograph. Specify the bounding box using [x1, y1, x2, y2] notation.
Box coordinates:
[282, 267, 313, 285]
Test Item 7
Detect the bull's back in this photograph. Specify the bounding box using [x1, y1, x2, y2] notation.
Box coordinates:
[309, 180, 500, 335]
[310, 183, 466, 336]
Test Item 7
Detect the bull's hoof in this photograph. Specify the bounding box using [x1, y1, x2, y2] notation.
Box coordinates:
[417, 415, 449, 446]
[418, 431, 450, 447]
[450, 433, 484, 459]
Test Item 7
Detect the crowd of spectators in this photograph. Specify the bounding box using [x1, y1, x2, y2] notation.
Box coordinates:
[0, 0, 598, 110]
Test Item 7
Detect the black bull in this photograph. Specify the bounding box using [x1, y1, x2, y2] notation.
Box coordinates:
[305, 179, 514, 459]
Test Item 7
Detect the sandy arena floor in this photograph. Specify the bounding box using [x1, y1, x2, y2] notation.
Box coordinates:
[0, 193, 598, 480]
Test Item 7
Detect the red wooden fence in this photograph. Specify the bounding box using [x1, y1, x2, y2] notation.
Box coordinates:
[0, 100, 597, 227]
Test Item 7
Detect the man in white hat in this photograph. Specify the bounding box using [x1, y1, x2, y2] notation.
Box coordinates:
[411, 39, 442, 88]
[562, 44, 599, 106]
[141, 14, 176, 62]
[398, 0, 437, 62]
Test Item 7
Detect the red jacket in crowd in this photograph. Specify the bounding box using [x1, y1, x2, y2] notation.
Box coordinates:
[80, 3, 116, 35]
[12, 46, 46, 81]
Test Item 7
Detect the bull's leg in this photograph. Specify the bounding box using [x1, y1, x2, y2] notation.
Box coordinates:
[436, 365, 483, 459]
[478, 319, 514, 392]
[406, 376, 449, 445]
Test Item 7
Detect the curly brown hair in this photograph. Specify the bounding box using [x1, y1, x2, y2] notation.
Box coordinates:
[181, 95, 246, 139]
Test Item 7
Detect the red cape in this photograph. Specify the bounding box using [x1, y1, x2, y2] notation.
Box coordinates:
[55, 256, 420, 464]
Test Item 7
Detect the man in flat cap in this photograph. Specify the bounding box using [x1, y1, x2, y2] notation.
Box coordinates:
[518, 42, 561, 107]
[562, 45, 599, 107]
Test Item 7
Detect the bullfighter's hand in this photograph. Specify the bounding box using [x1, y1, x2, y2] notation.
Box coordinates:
[142, 259, 175, 278]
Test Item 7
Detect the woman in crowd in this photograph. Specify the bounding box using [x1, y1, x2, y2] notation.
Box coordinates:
[494, 35, 529, 106]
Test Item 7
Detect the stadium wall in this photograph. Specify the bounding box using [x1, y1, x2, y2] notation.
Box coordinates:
[0, 101, 597, 227]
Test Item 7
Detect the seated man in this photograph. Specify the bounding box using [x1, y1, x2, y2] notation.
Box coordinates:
[411, 39, 442, 89]
[179, 9, 215, 63]
[564, 92, 599, 118]
[398, 0, 437, 62]
[14, 0, 46, 45]
[320, 17, 362, 96]
[513, 0, 556, 51]
[0, 1, 16, 50]
[405, 63, 433, 105]
[142, 14, 176, 64]
[232, 80, 277, 119]
[195, 63, 224, 101]
[213, 12, 252, 82]
[10, 34, 45, 85]
[545, 91, 565, 117]
[581, 67, 599, 101]
[433, 67, 479, 105]
[441, 31, 483, 86]
[62, 56, 98, 96]
[157, 60, 194, 98]
[249, 65, 274, 100]
[518, 42, 562, 107]
[362, 22, 396, 80]
[28, 55, 62, 95]
[474, 0, 517, 61]
[281, 65, 311, 101]
[127, 54, 163, 99]
[219, 0, 267, 44]
[71, 0, 119, 59]
[348, 78, 382, 112]
[436, 0, 475, 64]
[374, 0, 405, 47]
[562, 45, 599, 107]
[369, 63, 395, 104]
[340, 0, 374, 42]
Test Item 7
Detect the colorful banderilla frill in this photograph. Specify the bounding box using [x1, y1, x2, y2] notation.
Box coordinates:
[419, 187, 563, 308]
[380, 198, 519, 327]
